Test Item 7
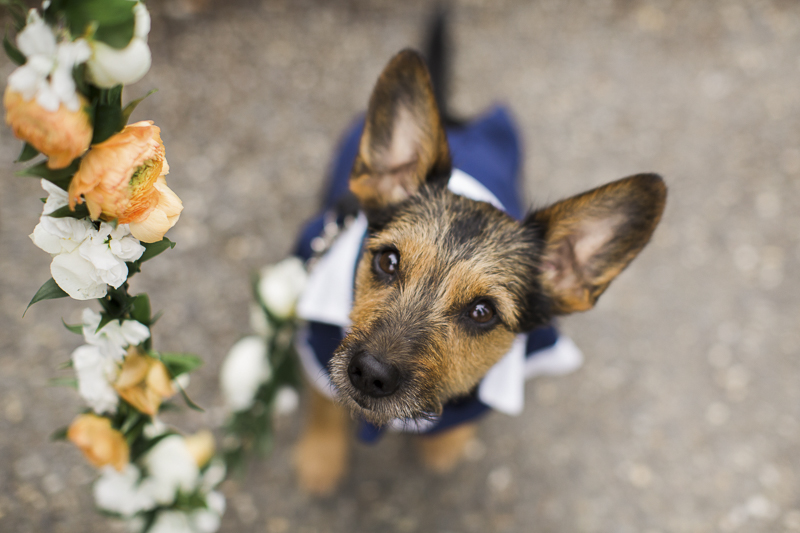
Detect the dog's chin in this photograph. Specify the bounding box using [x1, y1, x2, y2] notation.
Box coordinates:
[330, 377, 442, 426]
[338, 393, 442, 426]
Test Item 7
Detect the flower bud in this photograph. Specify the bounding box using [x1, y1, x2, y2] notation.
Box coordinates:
[4, 86, 92, 169]
[85, 2, 152, 88]
[184, 430, 215, 468]
[115, 349, 175, 415]
[67, 414, 129, 471]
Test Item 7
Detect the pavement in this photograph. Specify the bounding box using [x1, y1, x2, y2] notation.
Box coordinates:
[1, 1, 799, 532]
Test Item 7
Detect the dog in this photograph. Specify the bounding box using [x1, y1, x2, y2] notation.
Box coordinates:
[289, 43, 666, 495]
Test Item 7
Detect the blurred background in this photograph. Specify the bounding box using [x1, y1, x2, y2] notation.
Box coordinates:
[1, 0, 799, 531]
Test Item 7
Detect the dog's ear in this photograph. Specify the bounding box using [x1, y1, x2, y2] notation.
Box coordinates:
[350, 49, 451, 222]
[527, 173, 667, 314]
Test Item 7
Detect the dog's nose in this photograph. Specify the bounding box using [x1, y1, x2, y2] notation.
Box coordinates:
[347, 351, 400, 398]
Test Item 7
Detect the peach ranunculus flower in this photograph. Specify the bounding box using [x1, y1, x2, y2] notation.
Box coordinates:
[114, 347, 175, 416]
[67, 413, 130, 471]
[4, 87, 93, 169]
[68, 120, 183, 243]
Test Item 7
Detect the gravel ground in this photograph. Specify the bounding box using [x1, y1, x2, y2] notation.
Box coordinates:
[1, 1, 799, 532]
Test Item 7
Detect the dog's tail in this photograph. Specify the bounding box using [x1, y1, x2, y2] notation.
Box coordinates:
[424, 7, 461, 127]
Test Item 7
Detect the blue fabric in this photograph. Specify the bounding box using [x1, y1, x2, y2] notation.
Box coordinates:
[295, 106, 560, 442]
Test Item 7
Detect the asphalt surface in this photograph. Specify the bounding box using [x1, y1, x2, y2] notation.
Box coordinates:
[1, 1, 799, 532]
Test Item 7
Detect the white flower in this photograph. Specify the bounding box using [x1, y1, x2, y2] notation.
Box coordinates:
[220, 336, 270, 412]
[86, 2, 151, 88]
[81, 308, 150, 362]
[257, 257, 308, 320]
[274, 386, 299, 415]
[148, 511, 194, 533]
[7, 9, 90, 112]
[30, 181, 146, 300]
[72, 344, 119, 414]
[199, 459, 227, 493]
[139, 435, 200, 505]
[93, 464, 156, 517]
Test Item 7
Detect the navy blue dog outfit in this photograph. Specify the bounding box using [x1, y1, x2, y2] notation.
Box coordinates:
[293, 107, 583, 442]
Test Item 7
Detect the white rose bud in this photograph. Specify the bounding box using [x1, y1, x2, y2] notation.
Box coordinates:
[86, 2, 152, 88]
[220, 336, 270, 412]
[257, 257, 308, 321]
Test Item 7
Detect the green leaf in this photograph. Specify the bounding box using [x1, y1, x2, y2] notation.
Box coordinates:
[15, 142, 40, 163]
[46, 203, 91, 220]
[25, 278, 68, 315]
[58, 360, 74, 370]
[122, 89, 158, 124]
[159, 352, 203, 378]
[62, 319, 83, 335]
[16, 159, 80, 191]
[3, 31, 24, 66]
[61, 0, 136, 49]
[119, 411, 142, 435]
[92, 102, 124, 144]
[50, 426, 69, 441]
[129, 294, 151, 325]
[138, 238, 175, 264]
[49, 377, 78, 389]
[176, 381, 204, 412]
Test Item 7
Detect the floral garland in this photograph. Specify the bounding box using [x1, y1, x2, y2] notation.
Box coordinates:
[2, 1, 225, 532]
[220, 257, 306, 473]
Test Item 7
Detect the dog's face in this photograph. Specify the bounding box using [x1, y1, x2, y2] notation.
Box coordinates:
[328, 50, 666, 425]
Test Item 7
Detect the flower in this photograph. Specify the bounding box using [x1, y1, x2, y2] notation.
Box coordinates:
[68, 121, 183, 243]
[184, 430, 216, 468]
[4, 10, 92, 168]
[93, 464, 156, 518]
[114, 348, 174, 416]
[80, 308, 150, 362]
[274, 386, 300, 415]
[71, 310, 151, 413]
[140, 435, 199, 505]
[4, 87, 92, 169]
[67, 414, 129, 471]
[72, 344, 120, 414]
[257, 257, 308, 320]
[220, 336, 270, 412]
[7, 10, 91, 112]
[86, 2, 151, 88]
[31, 180, 146, 299]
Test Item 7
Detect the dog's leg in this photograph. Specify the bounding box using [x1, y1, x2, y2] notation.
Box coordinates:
[417, 422, 477, 473]
[293, 386, 350, 495]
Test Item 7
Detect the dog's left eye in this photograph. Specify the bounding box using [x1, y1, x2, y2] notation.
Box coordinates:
[467, 300, 496, 325]
[374, 249, 399, 279]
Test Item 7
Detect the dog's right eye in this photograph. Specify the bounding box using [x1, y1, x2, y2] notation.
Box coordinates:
[374, 249, 399, 279]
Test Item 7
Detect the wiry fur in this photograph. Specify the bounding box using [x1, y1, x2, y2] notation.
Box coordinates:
[329, 184, 552, 425]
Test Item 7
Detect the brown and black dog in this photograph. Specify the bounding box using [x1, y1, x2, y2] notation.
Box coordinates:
[293, 49, 666, 495]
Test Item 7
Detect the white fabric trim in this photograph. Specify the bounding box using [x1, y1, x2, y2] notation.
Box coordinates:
[524, 335, 584, 378]
[296, 213, 367, 327]
[448, 168, 504, 210]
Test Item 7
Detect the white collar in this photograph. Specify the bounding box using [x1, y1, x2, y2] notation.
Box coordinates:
[296, 169, 525, 415]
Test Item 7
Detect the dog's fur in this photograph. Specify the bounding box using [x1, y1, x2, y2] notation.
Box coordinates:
[294, 49, 666, 495]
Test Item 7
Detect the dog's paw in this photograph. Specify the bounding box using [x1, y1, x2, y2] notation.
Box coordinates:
[417, 423, 477, 474]
[293, 431, 348, 496]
